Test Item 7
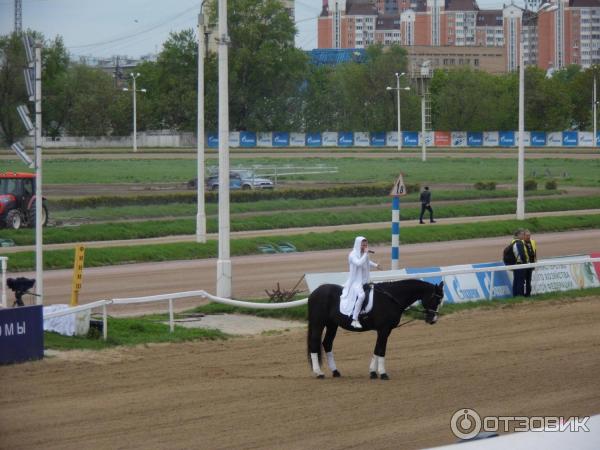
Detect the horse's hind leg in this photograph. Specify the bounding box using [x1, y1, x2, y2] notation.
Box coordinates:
[322, 324, 341, 377]
[308, 321, 326, 378]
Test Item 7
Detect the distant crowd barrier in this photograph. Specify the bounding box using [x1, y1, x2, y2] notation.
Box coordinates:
[208, 130, 600, 148]
[26, 130, 600, 149]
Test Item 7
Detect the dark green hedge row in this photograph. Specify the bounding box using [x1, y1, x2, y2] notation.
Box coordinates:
[51, 182, 420, 210]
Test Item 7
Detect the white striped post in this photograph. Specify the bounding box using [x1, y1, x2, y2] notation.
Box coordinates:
[391, 196, 400, 270]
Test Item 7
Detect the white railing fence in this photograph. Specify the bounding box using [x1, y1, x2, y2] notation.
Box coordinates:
[2, 256, 597, 341]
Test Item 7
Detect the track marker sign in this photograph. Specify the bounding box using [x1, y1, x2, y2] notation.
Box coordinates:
[390, 173, 407, 196]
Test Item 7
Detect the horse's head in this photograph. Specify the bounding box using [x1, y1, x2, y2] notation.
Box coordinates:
[422, 281, 445, 325]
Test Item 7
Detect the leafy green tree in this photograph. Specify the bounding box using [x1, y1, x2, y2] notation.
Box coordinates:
[524, 66, 572, 131]
[0, 33, 29, 145]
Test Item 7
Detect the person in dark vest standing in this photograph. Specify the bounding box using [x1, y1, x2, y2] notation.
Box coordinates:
[419, 186, 436, 224]
[523, 229, 537, 297]
[511, 229, 528, 297]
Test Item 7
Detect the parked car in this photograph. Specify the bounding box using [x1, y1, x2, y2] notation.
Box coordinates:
[188, 170, 274, 191]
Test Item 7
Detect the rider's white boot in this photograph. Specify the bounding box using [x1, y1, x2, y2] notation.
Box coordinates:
[351, 320, 362, 329]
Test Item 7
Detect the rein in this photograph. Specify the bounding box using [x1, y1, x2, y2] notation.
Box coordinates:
[373, 284, 442, 328]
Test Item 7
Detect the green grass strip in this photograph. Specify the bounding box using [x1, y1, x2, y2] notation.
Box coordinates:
[4, 195, 600, 246]
[5, 214, 600, 271]
[44, 316, 228, 350]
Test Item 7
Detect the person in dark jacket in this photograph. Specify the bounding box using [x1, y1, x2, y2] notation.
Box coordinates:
[511, 229, 528, 297]
[523, 229, 537, 297]
[419, 186, 436, 224]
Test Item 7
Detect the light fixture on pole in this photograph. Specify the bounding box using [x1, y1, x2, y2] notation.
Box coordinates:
[386, 72, 410, 151]
[10, 142, 33, 168]
[122, 72, 146, 153]
[196, 0, 208, 244]
[17, 104, 34, 134]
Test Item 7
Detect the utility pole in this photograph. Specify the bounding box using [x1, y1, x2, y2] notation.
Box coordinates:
[196, 2, 207, 243]
[14, 0, 22, 33]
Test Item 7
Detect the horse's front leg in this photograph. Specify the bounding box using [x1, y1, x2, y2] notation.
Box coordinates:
[322, 324, 341, 377]
[370, 328, 392, 380]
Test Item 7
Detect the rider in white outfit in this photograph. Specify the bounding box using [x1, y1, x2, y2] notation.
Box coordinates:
[340, 236, 380, 329]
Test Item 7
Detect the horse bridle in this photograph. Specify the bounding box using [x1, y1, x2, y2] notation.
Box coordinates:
[373, 284, 444, 319]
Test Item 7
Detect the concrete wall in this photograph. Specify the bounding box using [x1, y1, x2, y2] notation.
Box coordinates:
[25, 132, 196, 148]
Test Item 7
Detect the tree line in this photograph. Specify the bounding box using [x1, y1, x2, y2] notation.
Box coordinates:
[1, 0, 599, 146]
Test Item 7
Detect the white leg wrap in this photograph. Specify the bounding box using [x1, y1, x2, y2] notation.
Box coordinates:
[310, 353, 324, 376]
[326, 352, 337, 372]
[369, 355, 378, 373]
[377, 356, 386, 375]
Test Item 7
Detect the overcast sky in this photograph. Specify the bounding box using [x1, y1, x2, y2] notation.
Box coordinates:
[0, 0, 515, 58]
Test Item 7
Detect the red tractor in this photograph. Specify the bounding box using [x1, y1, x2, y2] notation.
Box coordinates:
[0, 172, 48, 230]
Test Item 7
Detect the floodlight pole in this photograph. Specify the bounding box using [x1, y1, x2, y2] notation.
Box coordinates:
[132, 73, 139, 152]
[34, 42, 43, 304]
[516, 39, 525, 220]
[196, 3, 207, 243]
[216, 0, 232, 297]
[594, 76, 597, 148]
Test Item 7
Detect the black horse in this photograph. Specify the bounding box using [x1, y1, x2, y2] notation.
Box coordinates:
[307, 279, 444, 379]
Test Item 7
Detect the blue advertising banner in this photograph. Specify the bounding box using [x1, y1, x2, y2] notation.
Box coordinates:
[467, 132, 483, 147]
[562, 131, 578, 146]
[207, 132, 219, 148]
[403, 131, 419, 147]
[370, 132, 386, 146]
[472, 262, 513, 300]
[338, 132, 354, 147]
[499, 131, 515, 147]
[530, 131, 546, 147]
[272, 132, 289, 147]
[0, 305, 44, 364]
[597, 132, 600, 146]
[305, 132, 322, 147]
[239, 131, 257, 148]
[405, 266, 444, 290]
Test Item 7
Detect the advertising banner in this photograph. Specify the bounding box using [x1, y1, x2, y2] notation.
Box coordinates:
[547, 132, 562, 146]
[499, 131, 515, 147]
[403, 131, 419, 147]
[451, 131, 467, 147]
[229, 131, 240, 148]
[289, 132, 305, 147]
[531, 256, 600, 294]
[305, 132, 322, 147]
[239, 131, 256, 148]
[338, 131, 354, 147]
[514, 131, 531, 146]
[257, 132, 272, 148]
[467, 132, 483, 147]
[483, 131, 499, 147]
[207, 132, 219, 148]
[0, 305, 44, 364]
[272, 132, 290, 147]
[370, 132, 386, 147]
[435, 131, 451, 147]
[405, 266, 444, 288]
[386, 131, 399, 147]
[562, 131, 578, 147]
[422, 131, 434, 147]
[578, 131, 594, 147]
[530, 131, 546, 147]
[322, 132, 338, 147]
[472, 262, 513, 300]
[592, 252, 600, 280]
[444, 265, 488, 303]
[597, 132, 600, 146]
[354, 132, 370, 147]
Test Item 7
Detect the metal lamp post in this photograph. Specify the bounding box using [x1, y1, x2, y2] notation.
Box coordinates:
[122, 73, 146, 153]
[516, 38, 525, 220]
[386, 72, 410, 151]
[594, 76, 597, 148]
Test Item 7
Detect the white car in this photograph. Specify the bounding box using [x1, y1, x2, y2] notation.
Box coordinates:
[232, 170, 274, 190]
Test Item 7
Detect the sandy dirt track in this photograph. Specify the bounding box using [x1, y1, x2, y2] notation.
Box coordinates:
[10, 229, 600, 315]
[1, 297, 599, 449]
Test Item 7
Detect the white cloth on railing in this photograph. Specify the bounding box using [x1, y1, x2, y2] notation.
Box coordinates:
[43, 304, 90, 336]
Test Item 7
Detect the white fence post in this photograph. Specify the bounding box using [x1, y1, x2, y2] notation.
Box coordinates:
[489, 271, 495, 301]
[169, 298, 174, 333]
[102, 303, 108, 341]
[1, 257, 7, 309]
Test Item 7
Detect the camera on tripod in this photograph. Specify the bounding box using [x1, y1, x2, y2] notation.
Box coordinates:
[6, 277, 36, 307]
